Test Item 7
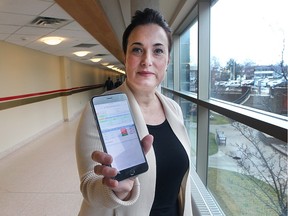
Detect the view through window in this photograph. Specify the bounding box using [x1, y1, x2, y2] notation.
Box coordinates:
[180, 22, 198, 93]
[210, 0, 288, 117]
[208, 112, 287, 215]
[163, 1, 287, 214]
[208, 0, 288, 215]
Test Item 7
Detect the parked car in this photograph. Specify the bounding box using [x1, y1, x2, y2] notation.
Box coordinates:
[225, 80, 241, 88]
[241, 79, 254, 86]
[267, 79, 283, 87]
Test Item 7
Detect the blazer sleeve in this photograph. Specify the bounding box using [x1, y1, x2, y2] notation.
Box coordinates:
[75, 103, 141, 209]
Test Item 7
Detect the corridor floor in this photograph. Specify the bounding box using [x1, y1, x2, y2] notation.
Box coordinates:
[0, 116, 83, 216]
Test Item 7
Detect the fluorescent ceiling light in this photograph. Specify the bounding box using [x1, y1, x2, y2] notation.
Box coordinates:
[90, 57, 102, 62]
[73, 51, 91, 57]
[40, 36, 64, 45]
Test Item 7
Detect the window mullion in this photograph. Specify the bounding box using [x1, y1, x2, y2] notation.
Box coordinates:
[196, 0, 211, 185]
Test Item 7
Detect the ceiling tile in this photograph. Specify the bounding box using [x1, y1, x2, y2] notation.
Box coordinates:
[0, 24, 20, 33]
[0, 12, 35, 25]
[0, 0, 53, 15]
[62, 21, 85, 31]
[48, 28, 94, 39]
[6, 34, 41, 46]
[40, 3, 73, 19]
[15, 26, 55, 35]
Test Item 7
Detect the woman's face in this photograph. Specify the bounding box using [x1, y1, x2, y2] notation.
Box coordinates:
[124, 24, 170, 93]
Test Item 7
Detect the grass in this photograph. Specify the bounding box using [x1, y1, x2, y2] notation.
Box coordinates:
[207, 168, 280, 216]
[207, 114, 280, 215]
[189, 111, 230, 125]
[209, 111, 230, 125]
[209, 132, 218, 155]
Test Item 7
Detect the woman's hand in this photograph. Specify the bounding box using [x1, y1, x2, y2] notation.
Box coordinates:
[91, 134, 153, 200]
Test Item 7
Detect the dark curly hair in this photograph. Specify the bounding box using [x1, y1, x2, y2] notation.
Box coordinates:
[122, 8, 172, 55]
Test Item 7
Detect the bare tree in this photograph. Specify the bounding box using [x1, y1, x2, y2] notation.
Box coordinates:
[232, 122, 287, 216]
[278, 37, 287, 81]
[269, 39, 287, 115]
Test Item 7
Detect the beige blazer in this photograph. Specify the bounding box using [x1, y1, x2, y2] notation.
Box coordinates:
[76, 81, 193, 216]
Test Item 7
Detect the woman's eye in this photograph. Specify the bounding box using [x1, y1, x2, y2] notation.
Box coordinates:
[154, 48, 164, 55]
[132, 47, 142, 54]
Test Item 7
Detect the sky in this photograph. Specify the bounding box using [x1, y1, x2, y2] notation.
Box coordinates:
[210, 0, 288, 66]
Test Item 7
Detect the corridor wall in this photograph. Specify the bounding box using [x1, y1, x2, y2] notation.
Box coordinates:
[0, 41, 117, 158]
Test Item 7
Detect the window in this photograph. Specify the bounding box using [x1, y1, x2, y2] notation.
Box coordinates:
[162, 0, 287, 214]
[210, 0, 288, 117]
[179, 98, 197, 166]
[207, 0, 288, 215]
[180, 22, 198, 93]
[208, 112, 287, 215]
[166, 47, 174, 88]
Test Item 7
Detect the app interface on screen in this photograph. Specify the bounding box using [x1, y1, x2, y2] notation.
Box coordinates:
[94, 100, 145, 171]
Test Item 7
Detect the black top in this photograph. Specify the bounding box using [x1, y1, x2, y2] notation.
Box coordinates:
[148, 119, 189, 216]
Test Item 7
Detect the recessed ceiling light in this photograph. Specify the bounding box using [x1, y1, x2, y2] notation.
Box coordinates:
[40, 36, 64, 45]
[73, 51, 91, 57]
[90, 57, 102, 63]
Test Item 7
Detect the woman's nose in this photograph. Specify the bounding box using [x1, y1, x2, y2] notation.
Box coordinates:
[141, 51, 152, 67]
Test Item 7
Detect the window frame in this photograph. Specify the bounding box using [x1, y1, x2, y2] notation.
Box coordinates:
[162, 0, 287, 185]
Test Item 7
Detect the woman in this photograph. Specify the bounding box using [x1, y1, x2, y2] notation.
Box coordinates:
[76, 8, 193, 216]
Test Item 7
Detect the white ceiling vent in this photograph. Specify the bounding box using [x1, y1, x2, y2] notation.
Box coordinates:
[73, 43, 98, 48]
[30, 16, 71, 28]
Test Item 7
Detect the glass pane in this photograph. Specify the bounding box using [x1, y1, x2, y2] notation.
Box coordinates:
[179, 98, 197, 166]
[180, 21, 198, 93]
[166, 47, 174, 88]
[208, 111, 287, 216]
[210, 0, 288, 116]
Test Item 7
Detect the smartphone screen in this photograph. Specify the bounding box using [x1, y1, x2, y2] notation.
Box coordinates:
[90, 93, 148, 181]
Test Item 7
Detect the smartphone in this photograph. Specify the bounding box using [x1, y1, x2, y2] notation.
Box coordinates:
[90, 93, 149, 181]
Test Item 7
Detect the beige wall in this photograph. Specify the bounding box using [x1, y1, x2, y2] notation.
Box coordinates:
[0, 41, 119, 158]
[0, 41, 61, 97]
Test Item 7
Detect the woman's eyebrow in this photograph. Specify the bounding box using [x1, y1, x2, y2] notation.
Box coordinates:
[130, 42, 164, 47]
[154, 43, 164, 47]
[130, 42, 143, 46]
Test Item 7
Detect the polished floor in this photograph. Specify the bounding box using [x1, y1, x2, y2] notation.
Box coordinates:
[0, 116, 83, 216]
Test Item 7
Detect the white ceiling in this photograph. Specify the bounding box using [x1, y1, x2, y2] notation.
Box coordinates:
[0, 0, 122, 68]
[0, 0, 197, 70]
